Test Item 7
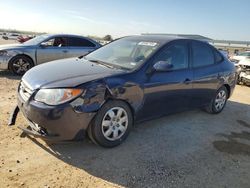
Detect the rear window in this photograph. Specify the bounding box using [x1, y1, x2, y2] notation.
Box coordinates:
[68, 37, 96, 47]
[214, 49, 224, 63]
[192, 41, 214, 68]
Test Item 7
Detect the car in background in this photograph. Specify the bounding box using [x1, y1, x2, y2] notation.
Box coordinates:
[9, 35, 236, 147]
[236, 57, 250, 85]
[2, 33, 20, 40]
[230, 51, 250, 64]
[17, 35, 35, 43]
[0, 34, 101, 75]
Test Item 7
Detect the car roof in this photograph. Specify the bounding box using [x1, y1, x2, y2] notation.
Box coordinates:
[123, 35, 208, 46]
[42, 33, 88, 38]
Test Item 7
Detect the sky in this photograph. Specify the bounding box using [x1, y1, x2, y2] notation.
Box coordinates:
[0, 0, 250, 40]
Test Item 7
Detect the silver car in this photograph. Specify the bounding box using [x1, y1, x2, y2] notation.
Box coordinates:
[0, 34, 101, 75]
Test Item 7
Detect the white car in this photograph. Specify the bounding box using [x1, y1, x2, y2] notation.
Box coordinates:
[236, 57, 250, 85]
[230, 51, 250, 63]
[2, 33, 20, 40]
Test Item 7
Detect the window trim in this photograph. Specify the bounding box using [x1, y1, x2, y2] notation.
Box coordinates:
[212, 46, 224, 64]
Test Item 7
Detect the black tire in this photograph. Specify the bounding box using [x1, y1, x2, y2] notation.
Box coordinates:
[88, 100, 133, 148]
[205, 86, 228, 114]
[87, 121, 99, 145]
[9, 55, 34, 75]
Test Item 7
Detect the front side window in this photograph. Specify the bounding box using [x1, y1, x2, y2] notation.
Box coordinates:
[41, 37, 67, 47]
[85, 38, 160, 70]
[153, 41, 189, 70]
[68, 37, 96, 47]
[192, 41, 214, 68]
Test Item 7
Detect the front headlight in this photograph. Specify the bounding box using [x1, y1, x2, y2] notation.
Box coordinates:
[34, 88, 83, 105]
[0, 50, 8, 56]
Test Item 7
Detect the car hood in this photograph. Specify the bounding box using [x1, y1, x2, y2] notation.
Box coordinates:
[22, 57, 125, 90]
[239, 58, 250, 66]
[231, 56, 246, 61]
[0, 43, 34, 50]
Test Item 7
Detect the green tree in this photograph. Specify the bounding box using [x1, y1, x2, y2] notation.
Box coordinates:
[103, 35, 113, 41]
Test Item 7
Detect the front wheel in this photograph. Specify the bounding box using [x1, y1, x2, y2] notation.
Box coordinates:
[9, 55, 33, 75]
[88, 100, 133, 148]
[205, 86, 228, 114]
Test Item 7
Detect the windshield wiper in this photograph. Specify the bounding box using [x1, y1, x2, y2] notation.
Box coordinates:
[84, 57, 131, 71]
[78, 55, 84, 59]
[87, 58, 115, 69]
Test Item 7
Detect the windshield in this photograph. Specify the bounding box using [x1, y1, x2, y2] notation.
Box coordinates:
[23, 34, 50, 45]
[85, 38, 160, 70]
[238, 52, 250, 56]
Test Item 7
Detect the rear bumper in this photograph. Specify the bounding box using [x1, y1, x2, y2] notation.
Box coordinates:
[11, 91, 96, 141]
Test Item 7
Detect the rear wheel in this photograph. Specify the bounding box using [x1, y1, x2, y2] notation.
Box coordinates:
[205, 86, 228, 114]
[9, 55, 33, 75]
[88, 100, 133, 147]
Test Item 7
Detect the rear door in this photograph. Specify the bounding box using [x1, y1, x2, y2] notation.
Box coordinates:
[67, 37, 98, 57]
[190, 41, 223, 107]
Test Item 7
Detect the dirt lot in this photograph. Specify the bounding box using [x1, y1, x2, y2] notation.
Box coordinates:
[0, 39, 250, 188]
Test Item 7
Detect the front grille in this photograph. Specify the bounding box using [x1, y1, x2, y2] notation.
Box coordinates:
[19, 81, 33, 102]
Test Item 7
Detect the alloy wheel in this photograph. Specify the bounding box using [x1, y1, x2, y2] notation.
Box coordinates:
[12, 58, 30, 74]
[214, 90, 227, 111]
[101, 107, 128, 141]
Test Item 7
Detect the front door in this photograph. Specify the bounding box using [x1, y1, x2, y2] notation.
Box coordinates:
[36, 37, 69, 64]
[137, 40, 193, 120]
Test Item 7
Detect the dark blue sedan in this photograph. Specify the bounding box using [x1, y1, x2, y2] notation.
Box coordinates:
[10, 35, 236, 147]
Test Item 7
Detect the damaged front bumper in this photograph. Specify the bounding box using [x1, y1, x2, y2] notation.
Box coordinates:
[239, 72, 250, 85]
[8, 105, 60, 141]
[9, 90, 96, 141]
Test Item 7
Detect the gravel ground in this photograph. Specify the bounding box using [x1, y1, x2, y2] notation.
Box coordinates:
[0, 39, 250, 188]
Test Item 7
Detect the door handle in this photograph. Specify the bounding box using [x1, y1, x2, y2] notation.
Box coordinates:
[62, 50, 68, 53]
[183, 78, 192, 84]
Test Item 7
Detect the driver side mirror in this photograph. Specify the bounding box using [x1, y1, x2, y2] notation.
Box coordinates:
[153, 61, 173, 72]
[40, 39, 54, 48]
[40, 42, 49, 48]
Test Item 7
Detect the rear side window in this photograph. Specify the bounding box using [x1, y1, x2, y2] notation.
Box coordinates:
[68, 37, 96, 47]
[191, 41, 214, 68]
